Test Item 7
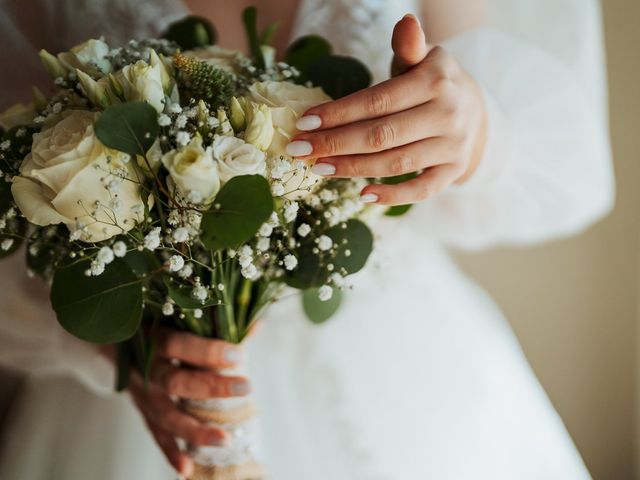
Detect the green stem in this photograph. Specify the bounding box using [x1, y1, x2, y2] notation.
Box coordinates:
[236, 278, 252, 338]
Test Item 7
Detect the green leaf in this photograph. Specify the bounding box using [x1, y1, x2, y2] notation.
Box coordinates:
[285, 35, 333, 79]
[385, 204, 413, 216]
[286, 219, 374, 289]
[51, 258, 143, 344]
[95, 102, 159, 158]
[302, 287, 343, 324]
[242, 7, 265, 70]
[201, 175, 273, 250]
[306, 56, 372, 99]
[165, 277, 218, 309]
[163, 15, 217, 49]
[260, 22, 280, 46]
[115, 342, 132, 391]
[122, 249, 160, 277]
[326, 219, 373, 274]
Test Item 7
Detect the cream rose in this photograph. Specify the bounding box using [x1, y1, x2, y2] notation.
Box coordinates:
[212, 135, 266, 184]
[113, 59, 165, 112]
[247, 81, 331, 155]
[58, 38, 112, 76]
[162, 136, 221, 204]
[11, 110, 146, 242]
[0, 102, 36, 130]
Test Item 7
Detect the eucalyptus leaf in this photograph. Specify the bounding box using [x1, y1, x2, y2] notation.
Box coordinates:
[302, 287, 343, 324]
[286, 219, 373, 289]
[306, 55, 372, 99]
[163, 15, 217, 49]
[326, 219, 373, 274]
[95, 102, 159, 157]
[123, 249, 160, 277]
[260, 22, 280, 46]
[201, 175, 273, 250]
[285, 35, 333, 79]
[51, 258, 143, 344]
[385, 204, 413, 216]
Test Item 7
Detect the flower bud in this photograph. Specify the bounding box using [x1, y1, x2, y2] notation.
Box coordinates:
[229, 97, 246, 132]
[31, 87, 48, 111]
[244, 103, 274, 152]
[76, 69, 111, 109]
[216, 108, 234, 136]
[39, 49, 68, 79]
[149, 49, 173, 94]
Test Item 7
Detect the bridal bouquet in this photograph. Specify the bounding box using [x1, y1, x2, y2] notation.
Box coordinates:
[0, 9, 378, 479]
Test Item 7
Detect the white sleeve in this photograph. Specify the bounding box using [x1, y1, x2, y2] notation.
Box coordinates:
[409, 4, 614, 250]
[0, 252, 115, 394]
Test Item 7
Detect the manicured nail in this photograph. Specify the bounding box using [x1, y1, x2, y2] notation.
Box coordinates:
[230, 380, 251, 396]
[286, 140, 313, 157]
[296, 115, 322, 131]
[311, 163, 336, 176]
[403, 13, 421, 26]
[223, 347, 243, 365]
[360, 193, 379, 203]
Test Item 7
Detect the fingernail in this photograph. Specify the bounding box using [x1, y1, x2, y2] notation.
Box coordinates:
[360, 193, 379, 203]
[311, 163, 336, 176]
[403, 13, 421, 26]
[230, 380, 251, 396]
[296, 115, 322, 131]
[286, 140, 313, 157]
[223, 347, 243, 365]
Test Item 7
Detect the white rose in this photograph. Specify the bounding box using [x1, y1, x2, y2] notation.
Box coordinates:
[58, 38, 112, 76]
[113, 59, 166, 112]
[248, 82, 330, 199]
[11, 110, 146, 242]
[0, 102, 36, 130]
[186, 46, 242, 73]
[212, 135, 266, 184]
[247, 81, 330, 155]
[162, 136, 221, 204]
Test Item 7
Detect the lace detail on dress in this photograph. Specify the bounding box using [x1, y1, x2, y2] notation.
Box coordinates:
[292, 0, 420, 83]
[51, 0, 187, 49]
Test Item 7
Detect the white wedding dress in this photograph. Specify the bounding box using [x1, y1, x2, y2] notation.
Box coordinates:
[0, 0, 614, 479]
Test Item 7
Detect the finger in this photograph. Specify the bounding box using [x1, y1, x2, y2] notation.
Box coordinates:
[311, 138, 449, 179]
[156, 328, 243, 369]
[146, 419, 194, 477]
[360, 163, 465, 206]
[290, 101, 450, 158]
[150, 359, 251, 399]
[132, 386, 229, 446]
[391, 14, 429, 76]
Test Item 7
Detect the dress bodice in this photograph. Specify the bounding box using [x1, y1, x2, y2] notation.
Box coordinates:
[45, 0, 419, 84]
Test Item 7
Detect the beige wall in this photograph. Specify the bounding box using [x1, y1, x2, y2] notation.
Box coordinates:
[455, 2, 640, 479]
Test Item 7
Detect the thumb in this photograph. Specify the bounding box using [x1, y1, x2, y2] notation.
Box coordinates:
[391, 14, 429, 77]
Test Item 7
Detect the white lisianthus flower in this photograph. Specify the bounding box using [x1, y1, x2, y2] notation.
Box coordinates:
[57, 39, 112, 76]
[0, 102, 36, 130]
[212, 135, 266, 184]
[162, 136, 221, 204]
[113, 58, 165, 112]
[11, 110, 146, 242]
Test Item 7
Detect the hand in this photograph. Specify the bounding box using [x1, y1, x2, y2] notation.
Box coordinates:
[287, 14, 488, 206]
[128, 329, 249, 477]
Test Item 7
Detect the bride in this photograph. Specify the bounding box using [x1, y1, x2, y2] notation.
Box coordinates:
[0, 0, 614, 479]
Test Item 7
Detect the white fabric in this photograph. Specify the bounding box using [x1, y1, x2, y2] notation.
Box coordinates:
[0, 0, 613, 478]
